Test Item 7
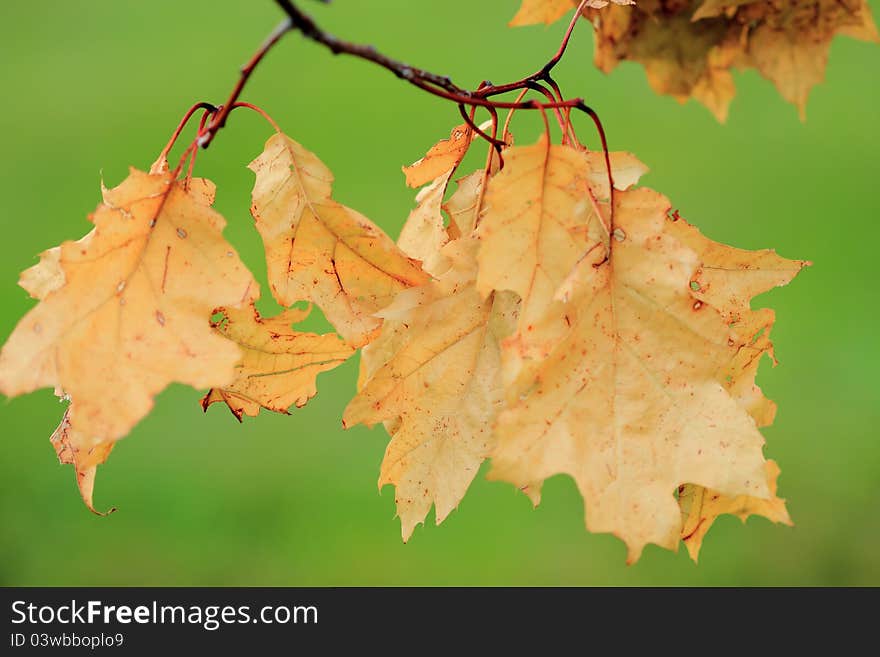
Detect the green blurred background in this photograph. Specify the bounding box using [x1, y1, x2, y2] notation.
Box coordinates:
[0, 0, 877, 586]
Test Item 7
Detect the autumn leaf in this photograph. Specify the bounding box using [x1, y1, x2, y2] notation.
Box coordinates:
[345, 163, 519, 539]
[679, 460, 792, 561]
[475, 135, 647, 365]
[402, 124, 472, 189]
[522, 0, 879, 120]
[345, 238, 519, 540]
[202, 303, 354, 421]
[249, 133, 430, 346]
[510, 0, 632, 27]
[481, 142, 807, 561]
[0, 167, 257, 510]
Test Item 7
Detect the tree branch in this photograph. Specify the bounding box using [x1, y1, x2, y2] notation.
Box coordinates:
[199, 0, 597, 148]
[272, 0, 592, 110]
[273, 0, 477, 97]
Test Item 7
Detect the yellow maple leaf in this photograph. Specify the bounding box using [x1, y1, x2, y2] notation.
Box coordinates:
[583, 0, 879, 120]
[0, 169, 257, 510]
[202, 303, 355, 420]
[249, 133, 430, 346]
[482, 143, 807, 562]
[344, 169, 519, 540]
[345, 242, 519, 541]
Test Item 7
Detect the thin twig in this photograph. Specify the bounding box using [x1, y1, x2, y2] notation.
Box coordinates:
[231, 102, 283, 133]
[474, 0, 590, 97]
[274, 0, 469, 97]
[267, 0, 595, 118]
[199, 18, 293, 148]
[157, 102, 217, 163]
[458, 104, 505, 150]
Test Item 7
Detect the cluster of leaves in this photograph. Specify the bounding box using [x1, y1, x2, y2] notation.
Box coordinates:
[0, 107, 806, 560]
[512, 0, 879, 120]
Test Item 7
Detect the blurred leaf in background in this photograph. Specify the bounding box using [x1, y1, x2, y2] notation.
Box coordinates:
[0, 0, 877, 585]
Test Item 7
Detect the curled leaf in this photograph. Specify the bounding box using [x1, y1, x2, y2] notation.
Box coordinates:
[202, 304, 354, 420]
[0, 166, 258, 509]
[402, 124, 472, 189]
[51, 404, 115, 515]
[679, 460, 792, 561]
[249, 133, 430, 346]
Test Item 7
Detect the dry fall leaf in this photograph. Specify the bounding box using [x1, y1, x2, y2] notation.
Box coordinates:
[402, 124, 472, 189]
[513, 0, 879, 120]
[345, 162, 520, 539]
[345, 235, 519, 540]
[249, 133, 430, 346]
[480, 140, 807, 562]
[0, 166, 257, 509]
[202, 303, 355, 420]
